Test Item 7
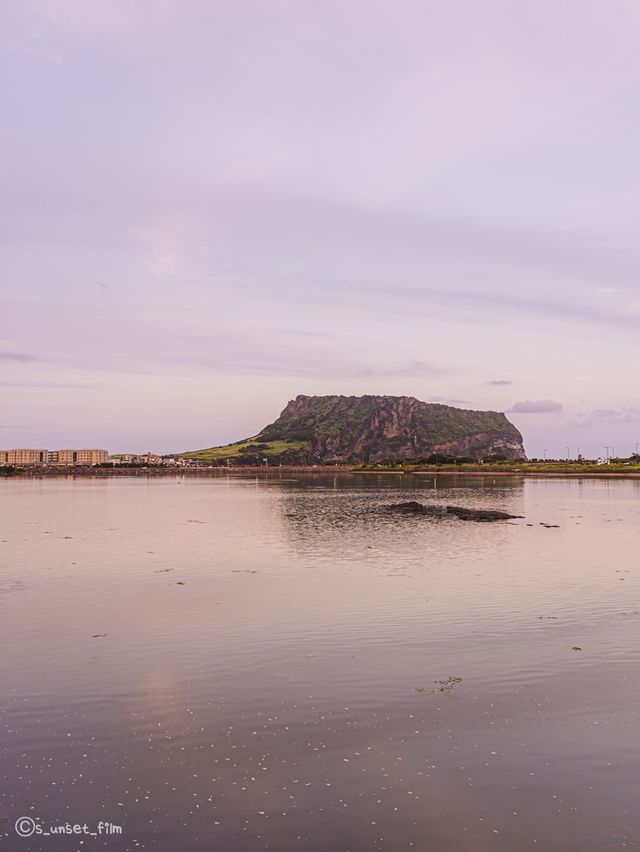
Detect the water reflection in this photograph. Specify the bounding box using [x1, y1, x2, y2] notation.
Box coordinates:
[275, 474, 526, 556]
[0, 475, 638, 851]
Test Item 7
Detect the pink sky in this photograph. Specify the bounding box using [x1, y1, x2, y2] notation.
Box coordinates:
[2, 1, 639, 457]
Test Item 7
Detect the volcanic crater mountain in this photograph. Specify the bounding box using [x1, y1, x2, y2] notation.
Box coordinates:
[183, 395, 526, 464]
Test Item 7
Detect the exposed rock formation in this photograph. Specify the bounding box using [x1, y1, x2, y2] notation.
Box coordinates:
[183, 394, 526, 464]
[385, 501, 523, 521]
[258, 395, 525, 462]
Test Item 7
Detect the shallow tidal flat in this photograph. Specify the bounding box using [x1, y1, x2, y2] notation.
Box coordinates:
[1, 475, 638, 851]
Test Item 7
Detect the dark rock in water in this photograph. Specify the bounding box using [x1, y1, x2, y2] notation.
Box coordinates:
[388, 501, 439, 515]
[386, 501, 523, 522]
[446, 505, 523, 522]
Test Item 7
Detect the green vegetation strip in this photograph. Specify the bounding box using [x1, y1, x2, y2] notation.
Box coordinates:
[354, 462, 640, 475]
[180, 439, 308, 462]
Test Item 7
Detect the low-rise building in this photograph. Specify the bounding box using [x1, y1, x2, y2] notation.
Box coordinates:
[119, 453, 163, 464]
[3, 449, 48, 465]
[75, 449, 108, 465]
[109, 453, 180, 466]
[48, 450, 74, 464]
[110, 453, 149, 464]
[1, 448, 109, 466]
[144, 453, 163, 465]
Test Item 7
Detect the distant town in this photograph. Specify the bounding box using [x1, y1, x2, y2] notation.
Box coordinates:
[0, 448, 186, 467]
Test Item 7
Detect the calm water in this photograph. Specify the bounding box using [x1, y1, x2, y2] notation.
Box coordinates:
[1, 475, 639, 851]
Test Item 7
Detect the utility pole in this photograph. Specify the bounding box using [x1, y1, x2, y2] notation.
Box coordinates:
[543, 448, 548, 460]
[566, 447, 570, 460]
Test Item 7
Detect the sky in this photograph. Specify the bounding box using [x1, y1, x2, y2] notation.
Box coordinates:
[1, 0, 640, 458]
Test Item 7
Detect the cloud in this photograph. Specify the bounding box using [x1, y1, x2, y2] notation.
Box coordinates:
[0, 352, 36, 363]
[429, 396, 470, 406]
[0, 298, 454, 381]
[573, 407, 640, 426]
[509, 399, 563, 414]
[374, 282, 640, 331]
[486, 379, 512, 386]
[0, 380, 97, 389]
[357, 361, 445, 379]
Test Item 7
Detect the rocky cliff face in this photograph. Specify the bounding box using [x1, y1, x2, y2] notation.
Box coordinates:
[257, 395, 526, 462]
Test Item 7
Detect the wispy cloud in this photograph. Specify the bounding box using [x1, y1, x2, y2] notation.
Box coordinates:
[0, 380, 98, 390]
[486, 379, 512, 386]
[363, 282, 640, 331]
[0, 352, 36, 363]
[1, 300, 451, 380]
[572, 407, 640, 426]
[357, 362, 445, 379]
[429, 396, 470, 406]
[509, 400, 563, 414]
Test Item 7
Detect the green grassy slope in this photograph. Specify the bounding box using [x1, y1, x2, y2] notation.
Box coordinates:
[180, 438, 309, 464]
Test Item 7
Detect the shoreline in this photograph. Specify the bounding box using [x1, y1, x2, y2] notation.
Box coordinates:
[3, 465, 640, 480]
[402, 470, 640, 479]
[1, 465, 353, 478]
